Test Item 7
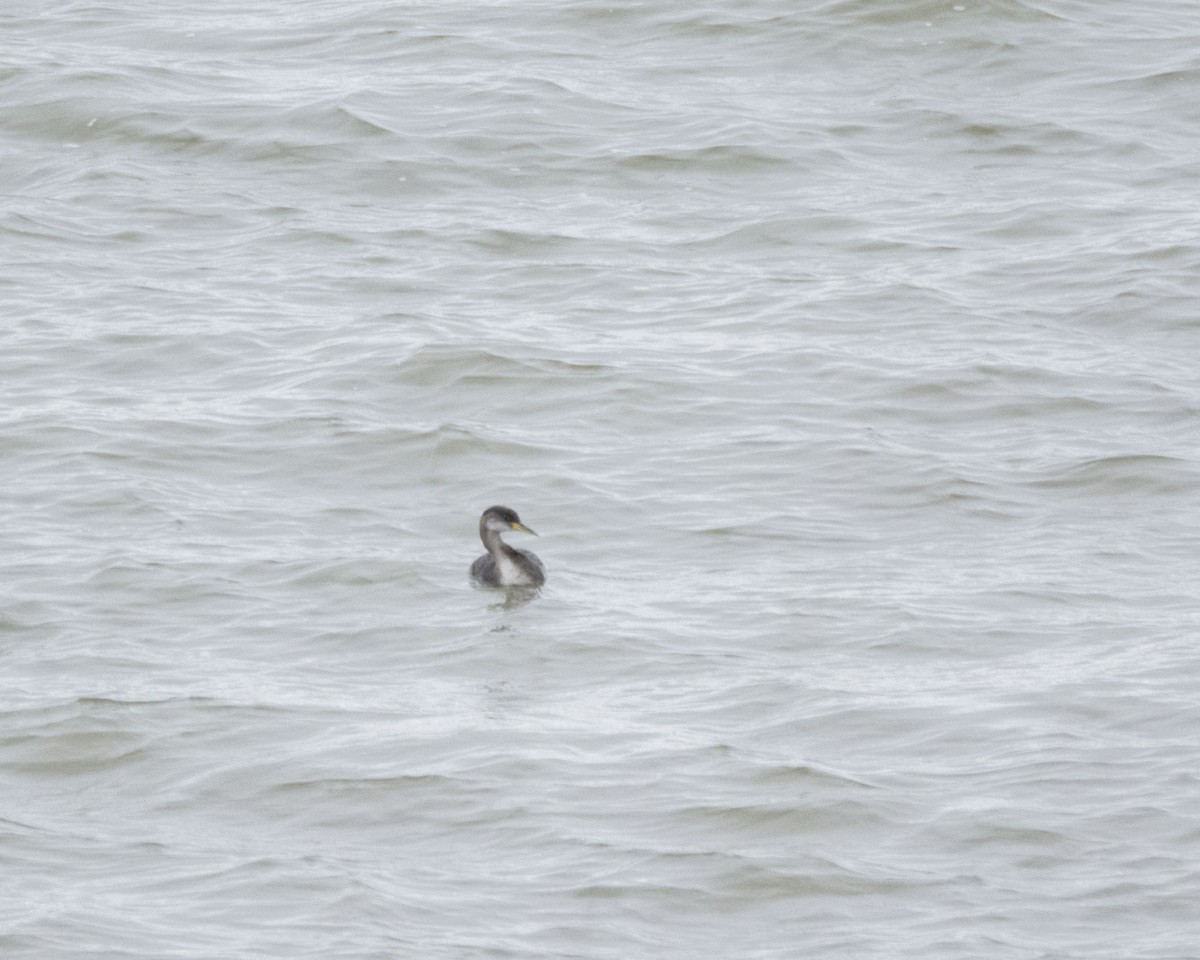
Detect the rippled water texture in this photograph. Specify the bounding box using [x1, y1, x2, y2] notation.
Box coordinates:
[3, 1, 1200, 957]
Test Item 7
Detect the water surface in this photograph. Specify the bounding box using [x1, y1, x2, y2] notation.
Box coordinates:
[3, 2, 1200, 957]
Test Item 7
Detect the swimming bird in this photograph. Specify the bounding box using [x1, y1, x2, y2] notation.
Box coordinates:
[469, 505, 546, 588]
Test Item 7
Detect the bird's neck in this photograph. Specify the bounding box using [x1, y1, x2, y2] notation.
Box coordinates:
[481, 525, 509, 556]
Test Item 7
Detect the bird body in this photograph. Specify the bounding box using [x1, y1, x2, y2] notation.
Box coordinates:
[470, 505, 546, 588]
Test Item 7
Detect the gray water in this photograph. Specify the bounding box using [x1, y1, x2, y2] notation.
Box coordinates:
[4, 1, 1200, 957]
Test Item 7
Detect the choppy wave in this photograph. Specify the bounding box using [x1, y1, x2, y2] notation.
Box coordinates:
[3, 0, 1199, 958]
